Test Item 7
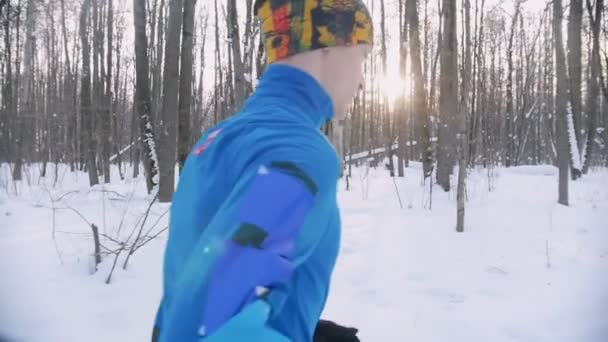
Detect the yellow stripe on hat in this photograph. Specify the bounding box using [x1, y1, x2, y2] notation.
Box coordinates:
[301, 0, 316, 49]
[317, 26, 335, 46]
[258, 1, 276, 63]
[353, 9, 373, 43]
[323, 0, 335, 8]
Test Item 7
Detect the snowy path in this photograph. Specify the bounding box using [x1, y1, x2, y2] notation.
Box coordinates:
[1, 164, 607, 341]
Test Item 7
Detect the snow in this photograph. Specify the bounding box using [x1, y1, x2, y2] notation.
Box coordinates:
[1, 162, 607, 342]
[504, 165, 558, 176]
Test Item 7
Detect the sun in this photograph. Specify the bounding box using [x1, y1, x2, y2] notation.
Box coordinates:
[377, 72, 411, 111]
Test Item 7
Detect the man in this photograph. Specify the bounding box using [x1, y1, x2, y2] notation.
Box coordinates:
[153, 1, 373, 341]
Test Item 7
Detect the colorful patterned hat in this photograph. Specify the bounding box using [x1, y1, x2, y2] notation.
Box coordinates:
[255, 0, 374, 64]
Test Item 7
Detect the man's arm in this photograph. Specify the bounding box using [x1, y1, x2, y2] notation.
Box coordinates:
[200, 161, 319, 336]
[156, 151, 339, 342]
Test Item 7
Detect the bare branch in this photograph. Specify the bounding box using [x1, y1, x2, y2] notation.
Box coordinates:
[122, 193, 158, 269]
[133, 226, 168, 253]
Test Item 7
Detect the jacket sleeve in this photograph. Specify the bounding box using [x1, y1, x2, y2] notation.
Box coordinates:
[156, 149, 339, 342]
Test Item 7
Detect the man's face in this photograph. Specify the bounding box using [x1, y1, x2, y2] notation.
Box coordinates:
[322, 44, 372, 119]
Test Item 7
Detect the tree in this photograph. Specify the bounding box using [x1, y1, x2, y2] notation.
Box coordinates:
[60, 0, 77, 171]
[80, 0, 99, 186]
[396, 0, 407, 177]
[177, 0, 196, 171]
[379, 0, 394, 177]
[133, 0, 160, 193]
[158, 0, 183, 202]
[407, 0, 433, 179]
[553, 0, 570, 205]
[456, 0, 472, 232]
[568, 0, 583, 159]
[505, 0, 523, 168]
[13, 0, 38, 181]
[2, 0, 14, 165]
[227, 0, 247, 111]
[213, 0, 223, 124]
[101, 0, 114, 183]
[582, 0, 604, 173]
[436, 0, 458, 192]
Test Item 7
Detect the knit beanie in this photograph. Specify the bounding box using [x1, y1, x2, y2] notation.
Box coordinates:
[254, 0, 374, 64]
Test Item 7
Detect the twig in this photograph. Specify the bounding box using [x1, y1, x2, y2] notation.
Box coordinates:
[99, 241, 125, 255]
[133, 226, 169, 253]
[41, 192, 102, 270]
[105, 246, 125, 284]
[44, 187, 64, 265]
[86, 188, 126, 198]
[140, 208, 169, 242]
[56, 190, 79, 202]
[122, 194, 158, 270]
[392, 176, 404, 209]
[61, 205, 93, 227]
[100, 233, 126, 247]
[99, 242, 116, 254]
[115, 178, 140, 238]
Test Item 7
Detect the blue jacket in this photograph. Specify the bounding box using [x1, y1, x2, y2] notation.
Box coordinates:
[154, 64, 342, 342]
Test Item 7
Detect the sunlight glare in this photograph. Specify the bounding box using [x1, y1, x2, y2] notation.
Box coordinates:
[377, 72, 411, 111]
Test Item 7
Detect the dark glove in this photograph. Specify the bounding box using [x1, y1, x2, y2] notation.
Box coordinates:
[313, 320, 360, 342]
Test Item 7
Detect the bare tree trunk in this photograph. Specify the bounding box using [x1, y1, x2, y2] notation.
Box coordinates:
[470, 0, 485, 166]
[177, 0, 196, 172]
[227, 0, 246, 111]
[151, 0, 165, 135]
[2, 3, 13, 164]
[157, 0, 183, 202]
[14, 0, 37, 181]
[396, 0, 406, 177]
[92, 0, 100, 175]
[407, 0, 433, 179]
[554, 0, 569, 206]
[100, 0, 113, 183]
[379, 0, 394, 176]
[213, 0, 222, 124]
[505, 1, 522, 168]
[134, 0, 159, 192]
[113, 20, 124, 180]
[436, 0, 458, 192]
[255, 28, 265, 80]
[242, 0, 255, 95]
[457, 0, 472, 233]
[80, 0, 99, 186]
[568, 0, 584, 155]
[60, 0, 76, 171]
[429, 0, 442, 119]
[582, 0, 604, 173]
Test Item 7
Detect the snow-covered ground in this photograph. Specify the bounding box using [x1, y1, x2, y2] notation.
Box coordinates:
[0, 162, 607, 342]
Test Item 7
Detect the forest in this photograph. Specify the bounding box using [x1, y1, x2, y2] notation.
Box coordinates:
[1, 0, 608, 219]
[1, 1, 608, 341]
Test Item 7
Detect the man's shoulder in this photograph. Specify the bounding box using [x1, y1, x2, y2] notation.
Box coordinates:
[280, 135, 340, 189]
